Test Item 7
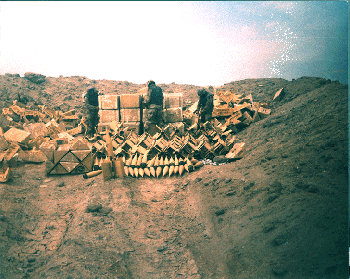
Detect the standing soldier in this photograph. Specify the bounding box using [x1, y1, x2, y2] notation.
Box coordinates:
[195, 88, 214, 124]
[83, 87, 99, 137]
[142, 80, 164, 131]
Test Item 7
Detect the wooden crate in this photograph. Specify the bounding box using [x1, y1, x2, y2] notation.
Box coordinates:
[119, 94, 142, 109]
[163, 93, 183, 109]
[99, 110, 119, 124]
[163, 108, 183, 123]
[98, 95, 119, 110]
[120, 108, 141, 123]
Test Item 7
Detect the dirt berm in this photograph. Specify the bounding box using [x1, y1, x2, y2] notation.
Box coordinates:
[0, 75, 348, 278]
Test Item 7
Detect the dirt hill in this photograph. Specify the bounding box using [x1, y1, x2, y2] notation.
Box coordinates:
[0, 74, 348, 278]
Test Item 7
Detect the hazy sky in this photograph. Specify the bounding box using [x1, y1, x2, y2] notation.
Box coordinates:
[0, 1, 348, 86]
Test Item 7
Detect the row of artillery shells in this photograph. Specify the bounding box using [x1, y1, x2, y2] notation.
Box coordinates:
[122, 154, 203, 178]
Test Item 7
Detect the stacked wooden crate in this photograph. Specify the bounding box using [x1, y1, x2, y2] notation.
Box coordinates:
[163, 93, 183, 124]
[98, 94, 143, 134]
[98, 95, 120, 133]
[40, 137, 93, 175]
[119, 94, 143, 135]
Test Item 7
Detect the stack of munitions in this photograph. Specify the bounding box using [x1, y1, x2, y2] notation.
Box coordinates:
[119, 94, 143, 135]
[99, 93, 185, 136]
[163, 93, 183, 124]
[40, 137, 93, 175]
[98, 94, 143, 135]
[98, 94, 120, 133]
[92, 118, 245, 178]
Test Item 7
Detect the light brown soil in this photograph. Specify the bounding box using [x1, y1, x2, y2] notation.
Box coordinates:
[0, 75, 348, 278]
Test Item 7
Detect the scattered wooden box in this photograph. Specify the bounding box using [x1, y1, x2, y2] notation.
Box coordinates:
[225, 142, 245, 159]
[4, 127, 31, 144]
[212, 106, 233, 117]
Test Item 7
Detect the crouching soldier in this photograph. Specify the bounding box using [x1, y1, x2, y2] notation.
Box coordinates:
[195, 88, 214, 124]
[143, 80, 164, 131]
[82, 87, 99, 137]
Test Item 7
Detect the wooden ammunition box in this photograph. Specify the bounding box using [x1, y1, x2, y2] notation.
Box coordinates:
[212, 106, 233, 118]
[163, 108, 183, 123]
[98, 95, 119, 110]
[120, 109, 141, 123]
[225, 142, 245, 159]
[163, 93, 184, 109]
[119, 94, 142, 109]
[99, 110, 119, 124]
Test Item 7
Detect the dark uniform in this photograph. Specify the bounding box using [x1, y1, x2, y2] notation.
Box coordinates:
[143, 80, 164, 131]
[83, 87, 99, 137]
[195, 89, 214, 123]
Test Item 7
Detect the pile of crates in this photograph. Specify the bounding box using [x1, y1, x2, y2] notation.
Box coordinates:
[98, 93, 184, 135]
[98, 94, 142, 134]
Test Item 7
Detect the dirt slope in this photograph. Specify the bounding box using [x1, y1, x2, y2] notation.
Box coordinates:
[0, 75, 348, 279]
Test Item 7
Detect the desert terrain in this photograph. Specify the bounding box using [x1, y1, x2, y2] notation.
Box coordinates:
[0, 73, 348, 278]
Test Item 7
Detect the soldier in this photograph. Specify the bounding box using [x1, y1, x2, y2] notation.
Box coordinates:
[143, 80, 164, 131]
[83, 87, 99, 137]
[195, 88, 214, 124]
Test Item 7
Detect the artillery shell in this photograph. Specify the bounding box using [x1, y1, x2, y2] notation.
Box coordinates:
[179, 165, 184, 175]
[163, 165, 169, 176]
[185, 158, 191, 172]
[154, 155, 159, 167]
[126, 156, 132, 166]
[83, 170, 102, 179]
[129, 167, 134, 177]
[160, 156, 164, 166]
[184, 163, 189, 172]
[147, 156, 156, 167]
[169, 165, 174, 177]
[134, 167, 139, 178]
[137, 154, 143, 166]
[150, 167, 156, 177]
[139, 168, 144, 177]
[124, 166, 129, 176]
[131, 154, 138, 166]
[144, 168, 151, 177]
[191, 158, 199, 165]
[142, 153, 148, 164]
[174, 156, 179, 174]
[123, 156, 126, 164]
[194, 161, 204, 168]
[174, 155, 179, 166]
[156, 166, 162, 178]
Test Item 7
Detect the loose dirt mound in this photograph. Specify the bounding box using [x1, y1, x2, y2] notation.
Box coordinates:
[0, 75, 348, 278]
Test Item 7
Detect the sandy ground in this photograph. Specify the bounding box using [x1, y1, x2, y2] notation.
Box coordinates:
[0, 75, 348, 278]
